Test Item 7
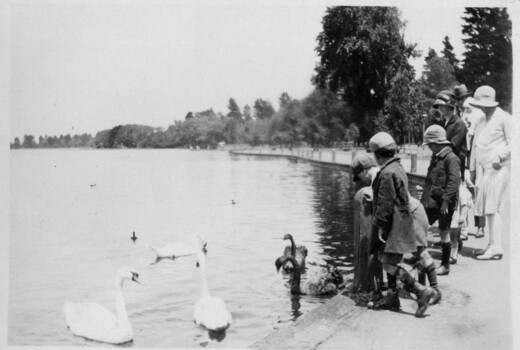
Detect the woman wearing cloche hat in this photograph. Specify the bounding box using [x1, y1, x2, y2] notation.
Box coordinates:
[469, 86, 511, 260]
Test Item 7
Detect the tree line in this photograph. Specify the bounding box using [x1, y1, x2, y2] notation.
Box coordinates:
[11, 7, 512, 150]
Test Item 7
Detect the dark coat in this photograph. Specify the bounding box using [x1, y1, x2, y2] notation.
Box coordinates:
[370, 158, 416, 255]
[420, 146, 461, 209]
[444, 113, 468, 158]
[353, 187, 382, 293]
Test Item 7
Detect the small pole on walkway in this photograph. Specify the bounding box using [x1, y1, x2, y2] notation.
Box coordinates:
[319, 150, 322, 161]
[411, 153, 417, 173]
[351, 150, 357, 164]
[332, 150, 336, 163]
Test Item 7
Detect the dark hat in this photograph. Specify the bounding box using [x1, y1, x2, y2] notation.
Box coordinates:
[454, 84, 472, 100]
[351, 153, 377, 181]
[433, 90, 456, 108]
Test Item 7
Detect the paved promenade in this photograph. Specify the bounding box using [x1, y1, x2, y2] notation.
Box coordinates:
[231, 145, 433, 179]
[231, 147, 517, 350]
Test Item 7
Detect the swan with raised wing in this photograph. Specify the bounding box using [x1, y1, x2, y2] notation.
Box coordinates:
[275, 233, 307, 273]
[64, 267, 141, 344]
[148, 234, 207, 264]
[194, 251, 232, 331]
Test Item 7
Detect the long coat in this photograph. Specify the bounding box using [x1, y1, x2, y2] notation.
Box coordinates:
[370, 158, 416, 255]
[420, 146, 461, 210]
[353, 187, 382, 293]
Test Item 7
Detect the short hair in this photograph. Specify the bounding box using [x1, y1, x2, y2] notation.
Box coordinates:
[374, 144, 396, 158]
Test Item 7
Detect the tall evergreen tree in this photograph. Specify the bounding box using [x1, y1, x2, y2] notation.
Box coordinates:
[441, 36, 459, 67]
[441, 36, 460, 75]
[459, 8, 512, 108]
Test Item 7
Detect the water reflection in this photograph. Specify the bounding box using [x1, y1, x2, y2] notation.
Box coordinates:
[290, 295, 303, 319]
[208, 329, 227, 342]
[309, 165, 357, 270]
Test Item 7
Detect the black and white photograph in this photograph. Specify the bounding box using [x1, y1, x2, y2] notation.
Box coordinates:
[2, 0, 519, 349]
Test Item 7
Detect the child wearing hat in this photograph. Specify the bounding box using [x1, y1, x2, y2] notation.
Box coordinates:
[352, 153, 442, 305]
[421, 125, 461, 276]
[350, 153, 383, 296]
[367, 132, 436, 317]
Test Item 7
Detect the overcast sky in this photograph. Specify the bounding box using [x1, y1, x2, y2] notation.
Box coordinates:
[8, 1, 512, 139]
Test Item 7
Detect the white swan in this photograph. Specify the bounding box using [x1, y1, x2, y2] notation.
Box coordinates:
[193, 251, 232, 331]
[64, 267, 141, 344]
[148, 234, 207, 264]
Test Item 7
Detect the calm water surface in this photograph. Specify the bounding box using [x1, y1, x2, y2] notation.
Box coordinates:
[9, 149, 356, 348]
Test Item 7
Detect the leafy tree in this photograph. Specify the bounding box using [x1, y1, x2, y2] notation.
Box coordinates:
[279, 92, 292, 108]
[12, 137, 21, 149]
[38, 136, 47, 148]
[425, 48, 438, 64]
[301, 89, 350, 147]
[459, 8, 512, 108]
[420, 56, 456, 99]
[243, 104, 252, 121]
[267, 99, 304, 147]
[345, 123, 360, 144]
[185, 112, 194, 120]
[253, 99, 275, 120]
[376, 66, 427, 144]
[22, 135, 36, 148]
[313, 6, 418, 140]
[223, 117, 238, 144]
[227, 98, 242, 121]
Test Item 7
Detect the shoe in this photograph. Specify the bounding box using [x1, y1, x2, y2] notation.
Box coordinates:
[436, 265, 450, 276]
[414, 285, 434, 318]
[449, 257, 457, 265]
[430, 288, 442, 305]
[368, 291, 400, 311]
[476, 251, 503, 260]
[475, 228, 485, 238]
[460, 235, 468, 241]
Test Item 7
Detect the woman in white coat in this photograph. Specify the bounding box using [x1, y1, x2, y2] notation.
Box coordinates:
[469, 86, 511, 260]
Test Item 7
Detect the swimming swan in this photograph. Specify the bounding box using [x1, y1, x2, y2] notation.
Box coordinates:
[64, 267, 141, 344]
[275, 233, 308, 273]
[148, 234, 207, 264]
[275, 256, 343, 296]
[194, 251, 232, 331]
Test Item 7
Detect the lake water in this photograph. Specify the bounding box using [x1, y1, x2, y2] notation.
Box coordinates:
[9, 149, 356, 348]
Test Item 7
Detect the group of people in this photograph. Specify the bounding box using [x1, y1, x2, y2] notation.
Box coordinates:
[350, 84, 511, 318]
